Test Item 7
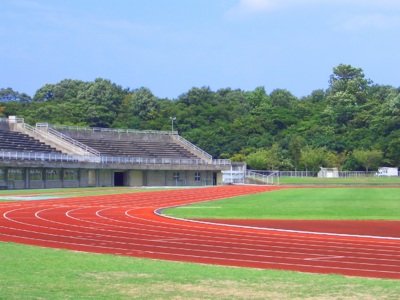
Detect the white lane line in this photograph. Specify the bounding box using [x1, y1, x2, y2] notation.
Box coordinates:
[155, 210, 400, 241]
[304, 256, 345, 261]
[7, 205, 399, 262]
[5, 205, 400, 260]
[1, 220, 400, 270]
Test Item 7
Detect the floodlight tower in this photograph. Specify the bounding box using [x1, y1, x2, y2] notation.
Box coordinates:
[170, 116, 176, 132]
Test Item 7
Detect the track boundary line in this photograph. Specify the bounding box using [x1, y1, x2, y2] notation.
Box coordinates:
[155, 209, 400, 242]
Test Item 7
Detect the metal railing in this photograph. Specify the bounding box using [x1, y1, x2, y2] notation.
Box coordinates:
[245, 170, 277, 185]
[0, 151, 83, 162]
[35, 123, 100, 156]
[0, 117, 25, 123]
[0, 150, 230, 166]
[222, 169, 245, 184]
[253, 170, 382, 178]
[176, 135, 213, 161]
[51, 124, 178, 135]
[20, 123, 95, 156]
[212, 159, 231, 165]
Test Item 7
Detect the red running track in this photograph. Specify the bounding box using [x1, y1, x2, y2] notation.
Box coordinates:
[0, 185, 399, 279]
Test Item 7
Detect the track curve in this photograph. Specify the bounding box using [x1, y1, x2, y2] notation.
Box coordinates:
[1, 185, 399, 279]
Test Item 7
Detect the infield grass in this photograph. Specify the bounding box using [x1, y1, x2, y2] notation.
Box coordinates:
[0, 187, 179, 202]
[1, 242, 399, 300]
[163, 187, 400, 220]
[278, 176, 400, 185]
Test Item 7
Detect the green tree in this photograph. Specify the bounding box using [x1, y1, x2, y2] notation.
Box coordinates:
[77, 78, 125, 127]
[300, 146, 328, 173]
[246, 150, 268, 170]
[328, 64, 372, 104]
[287, 135, 304, 170]
[352, 149, 383, 172]
[128, 87, 160, 120]
[0, 88, 32, 103]
[270, 89, 297, 108]
[264, 144, 282, 170]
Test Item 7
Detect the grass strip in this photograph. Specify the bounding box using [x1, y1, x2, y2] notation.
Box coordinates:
[0, 187, 179, 201]
[1, 242, 399, 300]
[279, 176, 400, 185]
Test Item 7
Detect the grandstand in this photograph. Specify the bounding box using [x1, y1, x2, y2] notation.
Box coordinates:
[0, 116, 231, 189]
[0, 130, 61, 154]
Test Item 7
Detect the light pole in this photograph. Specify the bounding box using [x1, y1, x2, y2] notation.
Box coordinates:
[170, 116, 176, 132]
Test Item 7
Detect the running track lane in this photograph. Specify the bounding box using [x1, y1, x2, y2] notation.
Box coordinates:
[0, 185, 399, 280]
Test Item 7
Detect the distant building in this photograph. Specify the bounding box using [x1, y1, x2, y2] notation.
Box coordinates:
[318, 167, 339, 178]
[376, 167, 398, 177]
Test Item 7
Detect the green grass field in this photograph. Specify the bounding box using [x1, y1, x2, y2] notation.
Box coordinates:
[163, 187, 400, 220]
[1, 242, 400, 300]
[1, 186, 400, 299]
[278, 176, 400, 185]
[0, 187, 178, 202]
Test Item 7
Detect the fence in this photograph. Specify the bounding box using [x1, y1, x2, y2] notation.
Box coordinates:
[0, 150, 230, 166]
[51, 124, 178, 136]
[245, 170, 279, 185]
[250, 170, 381, 178]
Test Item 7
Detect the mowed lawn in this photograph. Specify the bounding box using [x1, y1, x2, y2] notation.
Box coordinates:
[162, 187, 400, 220]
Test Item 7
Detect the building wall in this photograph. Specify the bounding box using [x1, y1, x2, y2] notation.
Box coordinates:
[80, 169, 89, 187]
[99, 170, 113, 187]
[146, 170, 166, 186]
[129, 170, 144, 186]
[0, 167, 223, 189]
[88, 170, 96, 187]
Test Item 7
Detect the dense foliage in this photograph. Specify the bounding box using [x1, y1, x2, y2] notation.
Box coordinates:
[1, 64, 399, 171]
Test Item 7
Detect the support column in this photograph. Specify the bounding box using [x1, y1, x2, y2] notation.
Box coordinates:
[24, 168, 29, 189]
[43, 168, 47, 189]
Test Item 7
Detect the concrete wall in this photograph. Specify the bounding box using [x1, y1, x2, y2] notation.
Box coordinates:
[146, 170, 166, 186]
[0, 167, 223, 189]
[29, 180, 45, 189]
[99, 170, 113, 187]
[59, 130, 172, 142]
[129, 170, 144, 186]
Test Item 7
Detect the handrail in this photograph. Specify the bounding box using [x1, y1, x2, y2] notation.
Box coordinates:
[21, 123, 97, 156]
[176, 135, 213, 161]
[47, 127, 100, 156]
[50, 124, 178, 136]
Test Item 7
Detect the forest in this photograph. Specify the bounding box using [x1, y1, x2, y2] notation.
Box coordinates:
[1, 64, 399, 172]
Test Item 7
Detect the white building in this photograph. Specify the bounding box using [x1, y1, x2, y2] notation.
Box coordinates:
[376, 167, 398, 177]
[318, 167, 339, 178]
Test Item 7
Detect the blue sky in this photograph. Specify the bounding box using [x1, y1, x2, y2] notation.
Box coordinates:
[1, 0, 400, 99]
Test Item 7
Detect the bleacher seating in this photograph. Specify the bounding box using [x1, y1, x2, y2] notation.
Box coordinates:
[71, 137, 199, 159]
[0, 130, 61, 153]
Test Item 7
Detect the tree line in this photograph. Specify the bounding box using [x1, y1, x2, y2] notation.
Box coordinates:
[1, 64, 399, 171]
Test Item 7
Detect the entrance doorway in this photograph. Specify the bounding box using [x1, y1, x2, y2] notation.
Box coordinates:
[114, 172, 125, 186]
